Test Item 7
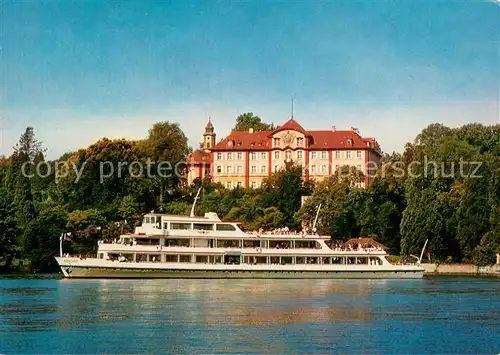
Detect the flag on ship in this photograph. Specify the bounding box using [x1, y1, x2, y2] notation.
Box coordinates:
[60, 232, 73, 242]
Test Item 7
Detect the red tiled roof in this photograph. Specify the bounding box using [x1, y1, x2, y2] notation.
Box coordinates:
[269, 117, 307, 135]
[211, 119, 380, 153]
[211, 130, 272, 151]
[307, 130, 372, 150]
[187, 150, 211, 164]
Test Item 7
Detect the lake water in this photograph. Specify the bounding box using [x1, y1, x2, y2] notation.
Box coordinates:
[0, 275, 499, 354]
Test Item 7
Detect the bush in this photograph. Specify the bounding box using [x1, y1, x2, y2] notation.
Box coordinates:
[387, 255, 402, 264]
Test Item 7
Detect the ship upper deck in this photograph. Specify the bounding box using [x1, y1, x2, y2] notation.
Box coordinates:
[134, 212, 331, 240]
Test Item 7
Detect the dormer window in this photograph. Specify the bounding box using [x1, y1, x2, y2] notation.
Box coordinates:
[347, 138, 353, 145]
[297, 137, 303, 146]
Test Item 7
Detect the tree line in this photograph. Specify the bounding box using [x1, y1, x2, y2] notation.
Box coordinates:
[0, 113, 498, 272]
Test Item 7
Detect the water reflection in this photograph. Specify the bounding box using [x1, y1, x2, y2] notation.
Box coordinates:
[50, 280, 378, 328]
[1, 277, 499, 354]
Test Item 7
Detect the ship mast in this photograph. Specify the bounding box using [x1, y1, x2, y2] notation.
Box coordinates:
[190, 186, 202, 217]
[418, 239, 429, 265]
[312, 203, 322, 233]
[59, 233, 63, 257]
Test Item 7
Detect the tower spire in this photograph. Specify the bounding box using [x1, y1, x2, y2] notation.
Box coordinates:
[291, 97, 294, 119]
[203, 116, 215, 149]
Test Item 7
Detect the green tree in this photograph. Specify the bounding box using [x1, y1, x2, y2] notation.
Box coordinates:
[0, 156, 9, 186]
[5, 152, 37, 229]
[357, 177, 405, 253]
[261, 161, 311, 228]
[233, 112, 277, 131]
[22, 205, 68, 272]
[0, 187, 20, 269]
[66, 209, 106, 233]
[58, 138, 137, 211]
[118, 195, 142, 220]
[297, 176, 361, 239]
[135, 121, 190, 205]
[13, 126, 44, 161]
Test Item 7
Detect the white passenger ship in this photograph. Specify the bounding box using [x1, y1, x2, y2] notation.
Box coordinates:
[55, 211, 425, 279]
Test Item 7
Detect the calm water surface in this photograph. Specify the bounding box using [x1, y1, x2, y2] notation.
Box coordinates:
[0, 275, 499, 354]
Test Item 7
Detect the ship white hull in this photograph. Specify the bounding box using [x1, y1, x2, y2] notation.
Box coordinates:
[55, 258, 425, 279]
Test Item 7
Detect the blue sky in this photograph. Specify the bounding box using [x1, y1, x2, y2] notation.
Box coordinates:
[1, 0, 499, 159]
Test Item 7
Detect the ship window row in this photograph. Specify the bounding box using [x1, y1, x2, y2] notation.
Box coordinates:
[141, 219, 238, 231]
[123, 238, 321, 249]
[143, 216, 162, 224]
[165, 223, 237, 231]
[101, 253, 383, 266]
[169, 239, 321, 249]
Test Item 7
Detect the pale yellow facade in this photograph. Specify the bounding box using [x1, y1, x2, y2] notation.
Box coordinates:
[190, 118, 381, 189]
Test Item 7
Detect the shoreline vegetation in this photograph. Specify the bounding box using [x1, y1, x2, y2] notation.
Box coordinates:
[1, 113, 499, 273]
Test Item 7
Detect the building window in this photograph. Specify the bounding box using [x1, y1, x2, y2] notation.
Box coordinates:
[237, 181, 242, 188]
[321, 165, 327, 173]
[216, 166, 222, 174]
[311, 165, 316, 173]
[274, 151, 280, 160]
[237, 166, 242, 174]
[346, 151, 352, 159]
[311, 152, 317, 159]
[285, 150, 292, 160]
[237, 152, 243, 160]
[227, 166, 232, 174]
[297, 151, 303, 160]
[261, 152, 266, 160]
[357, 151, 362, 159]
[217, 152, 222, 160]
[250, 152, 256, 160]
[335, 151, 341, 159]
[357, 165, 362, 171]
[226, 181, 232, 189]
[250, 181, 256, 188]
[274, 165, 279, 172]
[261, 165, 266, 173]
[251, 166, 256, 174]
[297, 137, 303, 146]
[321, 151, 327, 159]
[227, 152, 232, 160]
[274, 138, 280, 147]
